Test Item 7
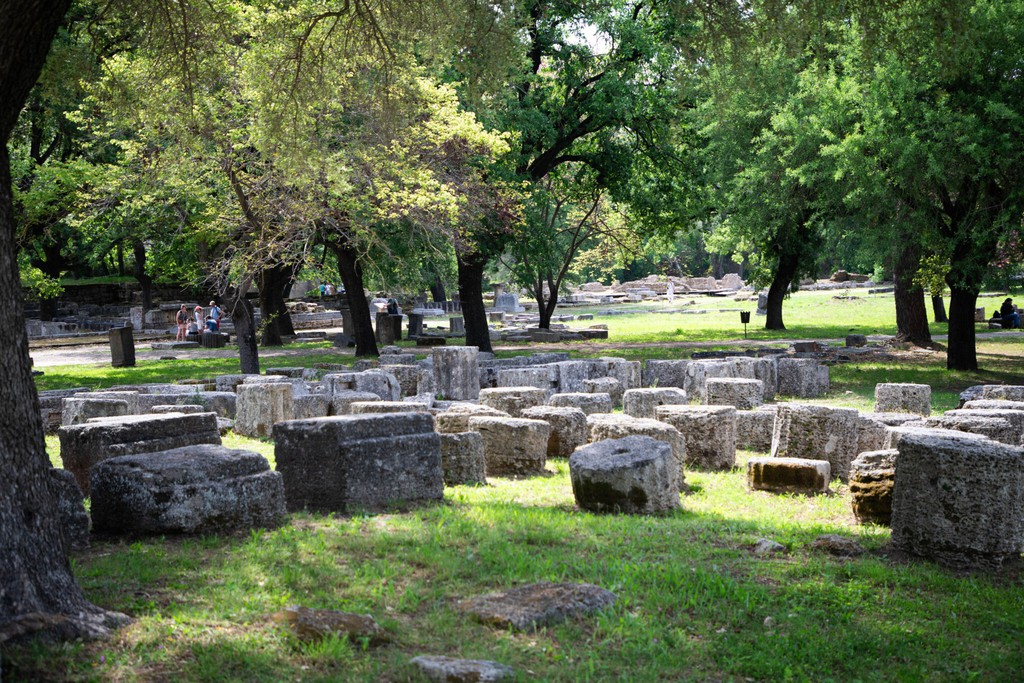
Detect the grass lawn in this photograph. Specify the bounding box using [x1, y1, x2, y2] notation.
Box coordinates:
[9, 290, 1024, 681]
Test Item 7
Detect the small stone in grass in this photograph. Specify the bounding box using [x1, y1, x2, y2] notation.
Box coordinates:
[271, 606, 390, 645]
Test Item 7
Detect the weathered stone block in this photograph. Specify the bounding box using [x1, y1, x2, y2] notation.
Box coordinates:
[980, 385, 1024, 402]
[642, 360, 688, 389]
[51, 468, 89, 551]
[856, 412, 926, 454]
[569, 436, 679, 513]
[433, 346, 480, 400]
[61, 398, 130, 426]
[435, 403, 510, 433]
[329, 390, 382, 416]
[776, 358, 829, 398]
[891, 429, 1024, 569]
[736, 405, 778, 452]
[439, 432, 486, 486]
[849, 449, 897, 526]
[548, 392, 613, 415]
[582, 377, 623, 407]
[874, 382, 931, 416]
[274, 413, 443, 512]
[496, 366, 557, 394]
[467, 416, 550, 476]
[945, 408, 1024, 445]
[59, 412, 222, 495]
[521, 405, 588, 457]
[622, 387, 688, 420]
[655, 405, 736, 471]
[771, 404, 860, 481]
[703, 378, 764, 410]
[235, 382, 294, 438]
[919, 414, 1016, 444]
[479, 387, 548, 417]
[293, 394, 330, 420]
[90, 444, 286, 535]
[586, 413, 685, 488]
[747, 457, 831, 494]
[323, 370, 400, 402]
[351, 401, 431, 415]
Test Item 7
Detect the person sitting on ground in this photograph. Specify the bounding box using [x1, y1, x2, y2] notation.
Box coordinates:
[1000, 298, 1021, 329]
[175, 304, 189, 341]
[205, 315, 218, 333]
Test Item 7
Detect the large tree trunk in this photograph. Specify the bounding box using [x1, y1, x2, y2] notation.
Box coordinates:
[224, 284, 260, 374]
[0, 0, 130, 645]
[132, 239, 153, 313]
[946, 285, 979, 371]
[258, 263, 295, 347]
[534, 272, 558, 329]
[457, 251, 492, 353]
[430, 274, 446, 303]
[330, 241, 377, 357]
[893, 244, 932, 346]
[931, 295, 948, 323]
[764, 252, 799, 331]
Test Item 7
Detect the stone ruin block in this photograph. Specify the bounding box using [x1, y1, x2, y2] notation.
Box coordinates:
[586, 414, 685, 489]
[235, 382, 294, 438]
[479, 387, 548, 418]
[435, 403, 510, 433]
[293, 394, 330, 420]
[521, 406, 588, 458]
[328, 390, 381, 416]
[351, 401, 432, 415]
[216, 374, 254, 393]
[323, 370, 400, 402]
[890, 429, 1024, 569]
[703, 378, 764, 410]
[61, 398, 130, 426]
[384, 364, 421, 398]
[725, 356, 778, 401]
[919, 414, 1016, 445]
[600, 357, 641, 392]
[747, 457, 831, 495]
[467, 416, 550, 476]
[874, 382, 931, 416]
[51, 468, 90, 551]
[655, 405, 736, 471]
[267, 367, 306, 378]
[963, 399, 1024, 411]
[945, 408, 1024, 445]
[980, 385, 1024, 402]
[377, 353, 417, 366]
[569, 436, 680, 514]
[151, 404, 205, 414]
[432, 346, 480, 400]
[642, 360, 688, 390]
[736, 405, 778, 452]
[439, 432, 487, 486]
[582, 377, 623, 407]
[38, 387, 91, 433]
[553, 360, 604, 394]
[59, 412, 221, 495]
[849, 449, 897, 526]
[497, 366, 557, 395]
[274, 413, 442, 512]
[90, 444, 286, 535]
[548, 392, 613, 415]
[89, 390, 142, 415]
[856, 412, 926, 453]
[770, 404, 860, 481]
[776, 358, 829, 398]
[622, 388, 688, 420]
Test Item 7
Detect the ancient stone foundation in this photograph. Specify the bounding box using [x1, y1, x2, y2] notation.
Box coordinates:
[569, 436, 680, 514]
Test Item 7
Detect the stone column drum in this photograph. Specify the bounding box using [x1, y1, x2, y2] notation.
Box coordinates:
[569, 436, 680, 514]
[433, 346, 480, 400]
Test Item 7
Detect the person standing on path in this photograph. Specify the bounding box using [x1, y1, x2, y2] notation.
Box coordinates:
[209, 301, 221, 330]
[175, 304, 189, 341]
[194, 305, 204, 331]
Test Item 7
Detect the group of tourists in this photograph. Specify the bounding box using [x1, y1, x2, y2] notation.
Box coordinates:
[175, 301, 222, 341]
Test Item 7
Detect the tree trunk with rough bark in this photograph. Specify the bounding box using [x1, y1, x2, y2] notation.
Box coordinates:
[429, 274, 446, 303]
[931, 295, 948, 323]
[457, 251, 492, 353]
[223, 282, 260, 374]
[893, 244, 932, 346]
[764, 252, 798, 331]
[330, 241, 377, 357]
[0, 0, 130, 645]
[132, 240, 152, 313]
[946, 286, 979, 371]
[258, 263, 295, 347]
[534, 272, 558, 329]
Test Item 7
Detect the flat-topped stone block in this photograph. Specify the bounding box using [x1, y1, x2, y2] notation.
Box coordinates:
[857, 412, 926, 454]
[38, 387, 91, 433]
[569, 436, 680, 513]
[980, 385, 1024, 402]
[919, 414, 1016, 444]
[90, 444, 286, 535]
[467, 416, 550, 476]
[59, 412, 221, 496]
[439, 432, 486, 486]
[328, 390, 381, 416]
[874, 383, 931, 416]
[704, 378, 763, 410]
[235, 382, 294, 438]
[736, 405, 778, 452]
[435, 403, 510, 433]
[274, 413, 442, 512]
[622, 387, 688, 420]
[458, 582, 616, 632]
[849, 449, 897, 525]
[582, 377, 623, 407]
[586, 414, 685, 488]
[891, 429, 1024, 569]
[479, 387, 548, 417]
[496, 366, 557, 394]
[61, 397, 130, 426]
[771, 404, 860, 481]
[323, 370, 400, 402]
[433, 346, 480, 400]
[151, 404, 204, 414]
[776, 358, 829, 398]
[350, 401, 431, 415]
[215, 374, 256, 393]
[945, 408, 1024, 445]
[548, 392, 613, 415]
[655, 404, 736, 471]
[521, 405, 588, 457]
[293, 394, 330, 420]
[747, 457, 831, 494]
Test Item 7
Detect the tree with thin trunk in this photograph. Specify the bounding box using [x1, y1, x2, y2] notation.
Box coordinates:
[0, 0, 130, 644]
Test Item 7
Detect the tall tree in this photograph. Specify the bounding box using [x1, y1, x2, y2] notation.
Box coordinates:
[0, 0, 129, 644]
